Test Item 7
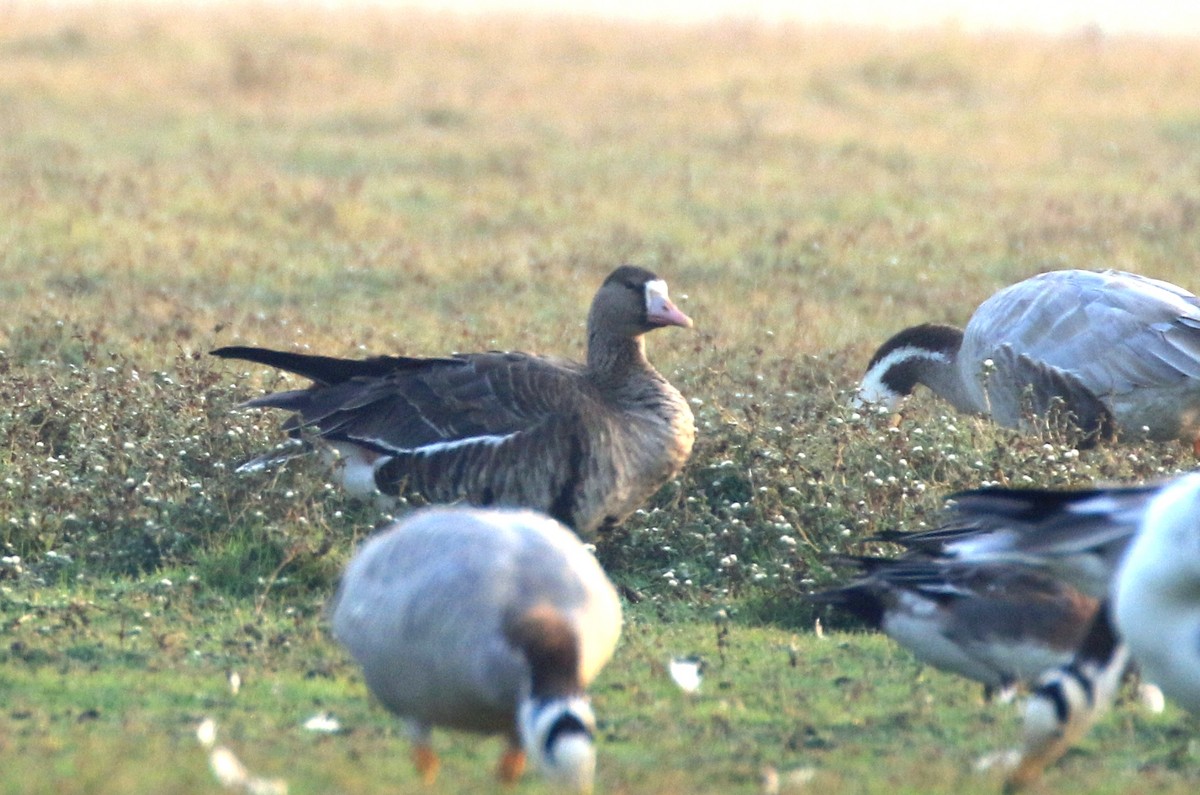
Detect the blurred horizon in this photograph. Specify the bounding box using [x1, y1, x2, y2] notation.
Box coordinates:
[23, 1, 1200, 36]
[310, 0, 1197, 36]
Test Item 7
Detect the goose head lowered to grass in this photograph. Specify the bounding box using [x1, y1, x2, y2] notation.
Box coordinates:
[856, 269, 1200, 448]
[211, 265, 695, 538]
[330, 506, 622, 793]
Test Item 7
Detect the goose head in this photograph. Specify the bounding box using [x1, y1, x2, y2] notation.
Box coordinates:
[506, 603, 600, 794]
[855, 324, 967, 409]
[518, 695, 598, 794]
[588, 266, 692, 346]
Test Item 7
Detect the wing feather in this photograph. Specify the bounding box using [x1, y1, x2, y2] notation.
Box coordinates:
[968, 271, 1200, 397]
[236, 351, 592, 456]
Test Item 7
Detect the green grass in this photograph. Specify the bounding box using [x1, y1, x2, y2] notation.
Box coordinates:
[2, 5, 1200, 793]
[3, 586, 1196, 795]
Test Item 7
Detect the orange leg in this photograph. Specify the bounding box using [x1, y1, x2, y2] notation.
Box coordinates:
[497, 744, 526, 785]
[412, 743, 440, 785]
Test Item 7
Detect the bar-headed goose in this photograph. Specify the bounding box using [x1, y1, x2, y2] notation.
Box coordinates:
[857, 269, 1200, 447]
[212, 265, 695, 538]
[330, 507, 622, 792]
[1112, 472, 1200, 715]
[810, 556, 1098, 700]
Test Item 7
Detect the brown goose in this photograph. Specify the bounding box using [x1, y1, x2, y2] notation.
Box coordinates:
[809, 556, 1099, 701]
[902, 479, 1200, 791]
[211, 265, 695, 538]
[330, 506, 622, 792]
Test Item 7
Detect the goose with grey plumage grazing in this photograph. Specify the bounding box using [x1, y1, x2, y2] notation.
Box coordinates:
[211, 265, 695, 538]
[856, 269, 1200, 447]
[330, 506, 622, 792]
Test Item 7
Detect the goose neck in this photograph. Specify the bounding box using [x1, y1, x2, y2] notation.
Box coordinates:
[587, 332, 649, 380]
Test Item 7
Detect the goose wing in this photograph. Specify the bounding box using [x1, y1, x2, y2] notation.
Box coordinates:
[969, 270, 1200, 397]
[833, 557, 1082, 605]
[323, 352, 590, 456]
[982, 345, 1116, 444]
[883, 485, 1158, 597]
[218, 346, 591, 456]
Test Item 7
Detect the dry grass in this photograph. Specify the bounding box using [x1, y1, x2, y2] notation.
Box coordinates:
[5, 6, 1200, 356]
[2, 5, 1200, 793]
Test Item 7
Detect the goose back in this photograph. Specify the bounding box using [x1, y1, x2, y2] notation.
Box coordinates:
[960, 270, 1200, 440]
[365, 349, 694, 537]
[878, 484, 1159, 599]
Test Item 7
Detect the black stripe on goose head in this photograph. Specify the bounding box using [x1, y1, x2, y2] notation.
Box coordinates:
[865, 323, 964, 396]
[543, 711, 593, 763]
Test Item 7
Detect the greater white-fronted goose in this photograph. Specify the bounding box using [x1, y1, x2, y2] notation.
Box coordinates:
[856, 269, 1200, 447]
[329, 506, 622, 792]
[810, 556, 1098, 700]
[211, 265, 695, 538]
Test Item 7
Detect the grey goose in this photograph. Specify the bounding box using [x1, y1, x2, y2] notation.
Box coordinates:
[330, 506, 622, 792]
[212, 265, 695, 538]
[810, 556, 1098, 701]
[856, 269, 1200, 447]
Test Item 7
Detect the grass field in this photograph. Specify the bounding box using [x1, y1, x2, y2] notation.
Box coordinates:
[2, 5, 1200, 793]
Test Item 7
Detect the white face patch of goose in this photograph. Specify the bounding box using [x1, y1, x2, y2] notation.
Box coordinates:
[644, 279, 671, 311]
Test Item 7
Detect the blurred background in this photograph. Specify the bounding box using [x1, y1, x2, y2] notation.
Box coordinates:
[317, 0, 1200, 34]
